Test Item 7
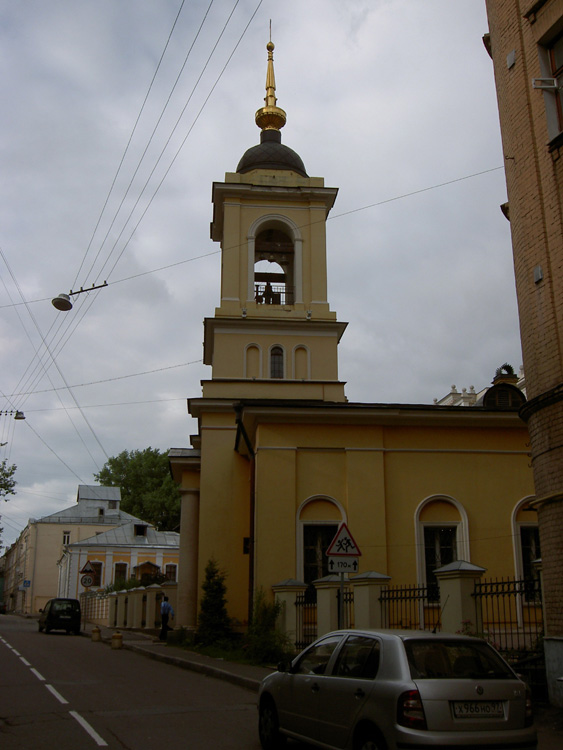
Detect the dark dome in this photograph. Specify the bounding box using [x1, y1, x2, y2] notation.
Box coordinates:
[237, 129, 307, 177]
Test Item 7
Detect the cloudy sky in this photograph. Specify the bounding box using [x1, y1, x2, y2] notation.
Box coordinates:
[0, 0, 519, 548]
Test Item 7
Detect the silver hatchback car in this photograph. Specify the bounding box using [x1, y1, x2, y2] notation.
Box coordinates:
[258, 629, 537, 750]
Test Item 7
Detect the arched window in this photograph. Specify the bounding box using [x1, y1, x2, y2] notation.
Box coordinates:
[270, 346, 284, 379]
[297, 497, 345, 585]
[512, 497, 540, 599]
[415, 496, 470, 599]
[254, 228, 294, 305]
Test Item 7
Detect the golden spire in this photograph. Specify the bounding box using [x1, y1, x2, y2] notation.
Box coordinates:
[255, 40, 287, 131]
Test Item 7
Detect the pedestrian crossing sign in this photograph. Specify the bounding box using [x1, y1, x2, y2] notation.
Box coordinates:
[326, 522, 361, 557]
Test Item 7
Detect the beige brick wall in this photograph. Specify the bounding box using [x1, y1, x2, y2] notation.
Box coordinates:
[486, 0, 563, 637]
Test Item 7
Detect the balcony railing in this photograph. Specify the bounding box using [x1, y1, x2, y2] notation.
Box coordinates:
[255, 283, 294, 306]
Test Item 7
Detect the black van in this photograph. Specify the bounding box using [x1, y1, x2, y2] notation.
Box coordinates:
[38, 598, 81, 634]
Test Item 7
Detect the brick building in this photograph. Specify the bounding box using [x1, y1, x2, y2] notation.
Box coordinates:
[485, 0, 563, 704]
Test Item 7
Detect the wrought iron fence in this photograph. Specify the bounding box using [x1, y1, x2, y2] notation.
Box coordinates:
[473, 577, 545, 697]
[336, 588, 354, 629]
[379, 583, 441, 631]
[295, 588, 317, 650]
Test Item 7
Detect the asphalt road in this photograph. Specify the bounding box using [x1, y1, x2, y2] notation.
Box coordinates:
[0, 615, 262, 749]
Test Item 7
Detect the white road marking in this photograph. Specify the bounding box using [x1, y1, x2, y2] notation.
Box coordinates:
[19, 656, 31, 666]
[69, 710, 108, 746]
[30, 667, 45, 681]
[45, 684, 69, 704]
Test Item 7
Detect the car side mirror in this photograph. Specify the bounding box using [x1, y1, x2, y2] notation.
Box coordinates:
[277, 659, 293, 673]
[38, 608, 43, 613]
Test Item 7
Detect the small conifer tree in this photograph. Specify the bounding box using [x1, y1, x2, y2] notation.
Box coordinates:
[196, 558, 233, 646]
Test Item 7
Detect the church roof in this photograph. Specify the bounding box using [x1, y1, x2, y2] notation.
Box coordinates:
[236, 41, 307, 177]
[237, 129, 307, 176]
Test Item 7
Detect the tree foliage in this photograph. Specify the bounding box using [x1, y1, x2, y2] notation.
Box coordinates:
[196, 558, 234, 646]
[0, 459, 17, 550]
[94, 447, 180, 531]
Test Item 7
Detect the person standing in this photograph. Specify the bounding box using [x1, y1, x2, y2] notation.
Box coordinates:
[159, 596, 174, 641]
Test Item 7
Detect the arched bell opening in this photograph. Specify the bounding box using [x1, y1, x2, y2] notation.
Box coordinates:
[254, 228, 295, 305]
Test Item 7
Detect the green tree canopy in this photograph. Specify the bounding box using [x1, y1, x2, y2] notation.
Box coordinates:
[94, 448, 180, 531]
[1, 459, 17, 550]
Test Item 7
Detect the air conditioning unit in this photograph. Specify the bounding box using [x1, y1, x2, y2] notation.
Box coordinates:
[533, 77, 561, 91]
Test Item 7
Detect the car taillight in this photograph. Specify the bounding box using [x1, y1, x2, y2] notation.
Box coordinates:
[524, 685, 534, 727]
[397, 689, 427, 730]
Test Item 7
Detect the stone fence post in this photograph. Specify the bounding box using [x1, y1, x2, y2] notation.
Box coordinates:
[145, 584, 163, 629]
[272, 579, 308, 643]
[107, 592, 117, 628]
[314, 575, 344, 636]
[128, 587, 145, 629]
[350, 571, 391, 630]
[115, 590, 128, 628]
[434, 560, 486, 634]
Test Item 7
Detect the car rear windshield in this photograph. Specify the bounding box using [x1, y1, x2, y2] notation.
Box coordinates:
[51, 600, 79, 615]
[404, 639, 514, 680]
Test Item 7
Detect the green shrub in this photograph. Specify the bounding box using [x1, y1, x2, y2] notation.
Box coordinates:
[195, 558, 234, 646]
[245, 588, 293, 664]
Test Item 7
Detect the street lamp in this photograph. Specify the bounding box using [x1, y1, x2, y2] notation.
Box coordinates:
[52, 281, 108, 311]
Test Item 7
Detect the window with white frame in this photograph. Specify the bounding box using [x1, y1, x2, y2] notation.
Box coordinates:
[520, 525, 541, 601]
[536, 30, 563, 142]
[270, 346, 284, 379]
[114, 563, 128, 583]
[62, 530, 70, 545]
[423, 525, 458, 601]
[303, 523, 339, 585]
[90, 562, 103, 588]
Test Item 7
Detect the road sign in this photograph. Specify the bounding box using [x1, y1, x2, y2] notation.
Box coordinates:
[328, 557, 360, 573]
[326, 523, 362, 557]
[80, 561, 95, 574]
[81, 574, 94, 588]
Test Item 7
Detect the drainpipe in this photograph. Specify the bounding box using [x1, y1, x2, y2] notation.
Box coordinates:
[233, 404, 256, 626]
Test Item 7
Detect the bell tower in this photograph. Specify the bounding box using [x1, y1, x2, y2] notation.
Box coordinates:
[203, 42, 347, 402]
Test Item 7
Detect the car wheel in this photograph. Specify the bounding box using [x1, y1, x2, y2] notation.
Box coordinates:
[356, 728, 386, 750]
[73, 627, 80, 635]
[38, 624, 43, 632]
[259, 698, 286, 750]
[45, 626, 51, 634]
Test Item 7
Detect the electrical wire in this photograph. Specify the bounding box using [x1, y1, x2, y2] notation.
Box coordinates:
[0, 164, 505, 311]
[72, 0, 190, 290]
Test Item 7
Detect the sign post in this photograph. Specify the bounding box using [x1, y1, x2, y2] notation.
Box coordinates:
[326, 523, 362, 628]
[80, 561, 95, 632]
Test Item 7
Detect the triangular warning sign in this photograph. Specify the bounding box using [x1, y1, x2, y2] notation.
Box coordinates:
[326, 523, 362, 557]
[80, 561, 95, 574]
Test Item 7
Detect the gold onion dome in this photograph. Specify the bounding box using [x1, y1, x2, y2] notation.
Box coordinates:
[237, 41, 307, 177]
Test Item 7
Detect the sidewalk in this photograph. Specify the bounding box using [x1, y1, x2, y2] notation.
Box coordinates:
[80, 622, 273, 692]
[80, 623, 562, 749]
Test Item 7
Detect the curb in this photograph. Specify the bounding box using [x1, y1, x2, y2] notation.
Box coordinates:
[125, 642, 261, 692]
[82, 630, 262, 693]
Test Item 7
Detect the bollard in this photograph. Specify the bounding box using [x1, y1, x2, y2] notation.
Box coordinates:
[91, 626, 101, 642]
[111, 631, 123, 649]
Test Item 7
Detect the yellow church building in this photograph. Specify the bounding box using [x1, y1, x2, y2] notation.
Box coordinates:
[170, 43, 536, 634]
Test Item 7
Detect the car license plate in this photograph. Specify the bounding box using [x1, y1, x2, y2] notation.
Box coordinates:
[453, 701, 504, 718]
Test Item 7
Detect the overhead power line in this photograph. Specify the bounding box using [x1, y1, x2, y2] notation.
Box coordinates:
[0, 164, 505, 311]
